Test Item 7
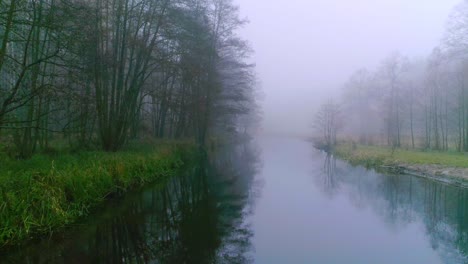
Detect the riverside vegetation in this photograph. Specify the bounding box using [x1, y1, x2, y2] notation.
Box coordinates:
[0, 141, 197, 248]
[334, 142, 468, 183]
[313, 1, 468, 179]
[0, 0, 258, 250]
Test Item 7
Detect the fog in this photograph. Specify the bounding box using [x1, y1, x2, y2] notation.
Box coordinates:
[235, 0, 460, 136]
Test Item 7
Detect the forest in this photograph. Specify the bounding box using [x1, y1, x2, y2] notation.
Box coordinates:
[0, 0, 260, 249]
[0, 0, 258, 158]
[317, 2, 468, 152]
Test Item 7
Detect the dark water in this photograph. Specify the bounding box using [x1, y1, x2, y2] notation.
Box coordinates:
[2, 137, 468, 263]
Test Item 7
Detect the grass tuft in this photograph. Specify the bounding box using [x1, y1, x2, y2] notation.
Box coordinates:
[0, 142, 194, 248]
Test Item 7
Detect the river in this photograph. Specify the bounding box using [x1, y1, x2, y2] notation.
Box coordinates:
[3, 137, 468, 263]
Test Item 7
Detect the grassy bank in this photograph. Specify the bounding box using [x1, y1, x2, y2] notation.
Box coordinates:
[0, 142, 194, 248]
[335, 142, 468, 169]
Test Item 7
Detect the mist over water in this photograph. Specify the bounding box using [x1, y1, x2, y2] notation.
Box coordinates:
[235, 0, 460, 136]
[5, 138, 467, 263]
[3, 0, 468, 263]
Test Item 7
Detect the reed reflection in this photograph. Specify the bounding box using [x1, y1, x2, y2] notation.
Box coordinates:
[5, 141, 261, 264]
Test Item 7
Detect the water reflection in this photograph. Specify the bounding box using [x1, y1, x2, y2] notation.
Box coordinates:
[3, 141, 261, 264]
[317, 153, 468, 263]
[321, 154, 338, 197]
[5, 138, 468, 263]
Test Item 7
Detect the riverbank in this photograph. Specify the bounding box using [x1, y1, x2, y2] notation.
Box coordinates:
[334, 143, 468, 185]
[0, 141, 194, 249]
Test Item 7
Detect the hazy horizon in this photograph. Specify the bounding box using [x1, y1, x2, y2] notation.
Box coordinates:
[235, 0, 461, 136]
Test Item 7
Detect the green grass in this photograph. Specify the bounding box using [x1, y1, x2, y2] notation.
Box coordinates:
[0, 141, 195, 248]
[335, 143, 468, 168]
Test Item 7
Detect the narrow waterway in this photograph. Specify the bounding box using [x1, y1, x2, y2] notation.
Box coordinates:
[3, 137, 468, 263]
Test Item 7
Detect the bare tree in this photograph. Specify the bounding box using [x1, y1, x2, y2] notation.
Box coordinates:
[314, 100, 342, 150]
[377, 52, 408, 148]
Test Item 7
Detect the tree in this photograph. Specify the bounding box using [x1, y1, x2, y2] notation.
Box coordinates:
[444, 1, 468, 151]
[314, 100, 342, 150]
[377, 52, 408, 148]
[0, 0, 258, 157]
[342, 68, 379, 145]
[0, 0, 63, 157]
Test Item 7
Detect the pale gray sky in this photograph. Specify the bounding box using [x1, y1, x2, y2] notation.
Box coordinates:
[235, 0, 461, 136]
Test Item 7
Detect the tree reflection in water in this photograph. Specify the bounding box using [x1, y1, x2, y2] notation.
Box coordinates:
[320, 154, 339, 197]
[4, 141, 261, 264]
[317, 153, 468, 264]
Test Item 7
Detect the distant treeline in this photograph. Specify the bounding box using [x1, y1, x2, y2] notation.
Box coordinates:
[330, 1, 468, 152]
[0, 0, 258, 157]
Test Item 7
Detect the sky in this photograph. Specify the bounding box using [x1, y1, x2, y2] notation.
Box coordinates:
[234, 0, 461, 136]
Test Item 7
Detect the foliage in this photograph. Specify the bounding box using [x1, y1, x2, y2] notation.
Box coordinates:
[0, 143, 195, 248]
[0, 0, 258, 155]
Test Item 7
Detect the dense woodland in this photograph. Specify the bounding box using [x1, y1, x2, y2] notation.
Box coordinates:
[0, 0, 258, 158]
[318, 1, 468, 152]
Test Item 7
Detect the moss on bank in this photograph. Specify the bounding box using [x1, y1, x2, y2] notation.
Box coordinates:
[0, 142, 195, 248]
[335, 142, 468, 169]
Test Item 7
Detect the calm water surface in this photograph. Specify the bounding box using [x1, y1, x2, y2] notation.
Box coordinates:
[2, 137, 468, 263]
